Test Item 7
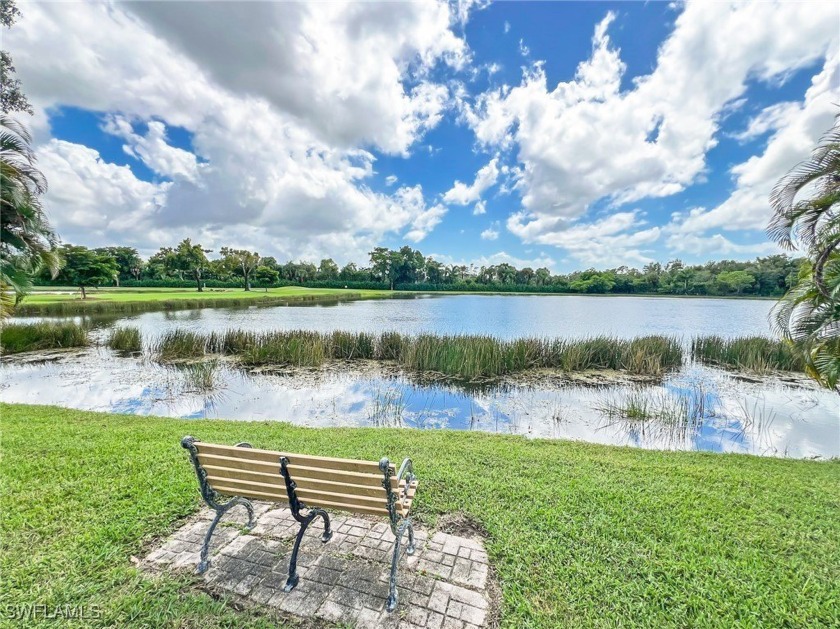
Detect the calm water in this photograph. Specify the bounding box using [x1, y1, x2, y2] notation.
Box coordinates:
[22, 294, 777, 340]
[3, 295, 838, 458]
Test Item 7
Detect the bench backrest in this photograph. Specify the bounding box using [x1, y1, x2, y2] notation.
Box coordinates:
[191, 442, 417, 516]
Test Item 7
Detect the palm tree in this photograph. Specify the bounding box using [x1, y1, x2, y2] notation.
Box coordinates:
[768, 116, 840, 389]
[0, 114, 58, 316]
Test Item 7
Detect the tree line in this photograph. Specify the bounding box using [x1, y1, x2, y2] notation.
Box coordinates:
[38, 240, 804, 298]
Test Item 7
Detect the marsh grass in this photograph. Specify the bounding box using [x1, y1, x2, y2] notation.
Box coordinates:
[594, 384, 714, 445]
[328, 331, 375, 359]
[144, 328, 684, 379]
[152, 330, 208, 361]
[692, 336, 804, 373]
[179, 360, 219, 393]
[240, 330, 327, 366]
[367, 386, 407, 427]
[376, 331, 405, 360]
[0, 322, 89, 354]
[107, 327, 142, 353]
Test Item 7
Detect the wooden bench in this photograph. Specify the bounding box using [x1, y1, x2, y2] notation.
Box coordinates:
[181, 436, 419, 611]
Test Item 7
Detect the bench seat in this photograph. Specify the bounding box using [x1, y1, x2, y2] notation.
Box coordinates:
[181, 436, 418, 612]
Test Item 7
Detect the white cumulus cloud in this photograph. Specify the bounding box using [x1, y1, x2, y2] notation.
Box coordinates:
[442, 157, 500, 205]
[461, 0, 839, 262]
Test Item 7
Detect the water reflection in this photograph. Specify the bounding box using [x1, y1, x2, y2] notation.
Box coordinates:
[1, 347, 836, 459]
[17, 294, 779, 340]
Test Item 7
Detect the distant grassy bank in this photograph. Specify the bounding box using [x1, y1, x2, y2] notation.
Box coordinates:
[1, 403, 837, 628]
[13, 286, 391, 316]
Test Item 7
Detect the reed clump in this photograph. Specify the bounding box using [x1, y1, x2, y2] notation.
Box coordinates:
[141, 330, 682, 380]
[0, 322, 89, 354]
[240, 330, 327, 366]
[692, 336, 804, 373]
[143, 327, 684, 379]
[153, 330, 208, 361]
[328, 331, 375, 360]
[107, 327, 142, 353]
[179, 360, 219, 392]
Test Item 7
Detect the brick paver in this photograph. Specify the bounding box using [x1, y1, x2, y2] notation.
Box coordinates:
[143, 502, 492, 628]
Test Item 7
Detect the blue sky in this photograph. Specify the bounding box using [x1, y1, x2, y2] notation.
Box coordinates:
[8, 1, 839, 271]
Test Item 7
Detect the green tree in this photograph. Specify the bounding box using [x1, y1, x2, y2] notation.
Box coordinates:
[339, 262, 360, 281]
[1, 1, 32, 115]
[254, 265, 279, 290]
[0, 115, 58, 315]
[220, 247, 260, 290]
[145, 247, 177, 280]
[496, 263, 516, 284]
[369, 247, 398, 289]
[317, 258, 339, 280]
[95, 246, 143, 284]
[535, 267, 551, 286]
[716, 270, 755, 295]
[425, 258, 443, 284]
[57, 245, 118, 299]
[172, 239, 211, 291]
[769, 117, 840, 389]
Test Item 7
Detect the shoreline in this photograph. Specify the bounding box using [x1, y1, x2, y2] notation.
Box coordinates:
[14, 286, 776, 317]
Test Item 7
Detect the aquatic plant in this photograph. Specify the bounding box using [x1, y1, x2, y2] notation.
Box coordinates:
[376, 331, 405, 360]
[594, 384, 714, 445]
[179, 360, 219, 393]
[0, 321, 89, 354]
[692, 336, 804, 373]
[143, 327, 686, 379]
[152, 330, 208, 361]
[239, 330, 327, 367]
[366, 386, 407, 427]
[328, 331, 375, 360]
[206, 328, 257, 354]
[106, 327, 142, 353]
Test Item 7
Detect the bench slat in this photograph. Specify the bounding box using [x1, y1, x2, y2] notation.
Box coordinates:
[300, 497, 389, 516]
[194, 442, 393, 474]
[196, 453, 398, 489]
[205, 475, 284, 497]
[193, 442, 417, 518]
[204, 464, 404, 500]
[208, 476, 417, 517]
[212, 483, 285, 502]
[279, 452, 394, 475]
[294, 487, 387, 510]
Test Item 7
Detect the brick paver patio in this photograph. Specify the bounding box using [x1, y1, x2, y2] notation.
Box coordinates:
[143, 502, 494, 628]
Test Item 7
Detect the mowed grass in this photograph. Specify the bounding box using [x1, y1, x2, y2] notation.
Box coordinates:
[0, 321, 89, 354]
[13, 287, 391, 316]
[1, 404, 838, 627]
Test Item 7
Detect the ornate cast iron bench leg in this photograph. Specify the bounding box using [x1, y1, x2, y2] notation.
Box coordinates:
[182, 436, 256, 573]
[279, 456, 332, 592]
[381, 457, 417, 612]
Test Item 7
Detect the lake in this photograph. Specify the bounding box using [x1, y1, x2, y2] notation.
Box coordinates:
[2, 294, 837, 459]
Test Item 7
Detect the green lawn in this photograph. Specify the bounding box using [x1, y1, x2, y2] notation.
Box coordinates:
[14, 286, 392, 316]
[1, 403, 838, 628]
